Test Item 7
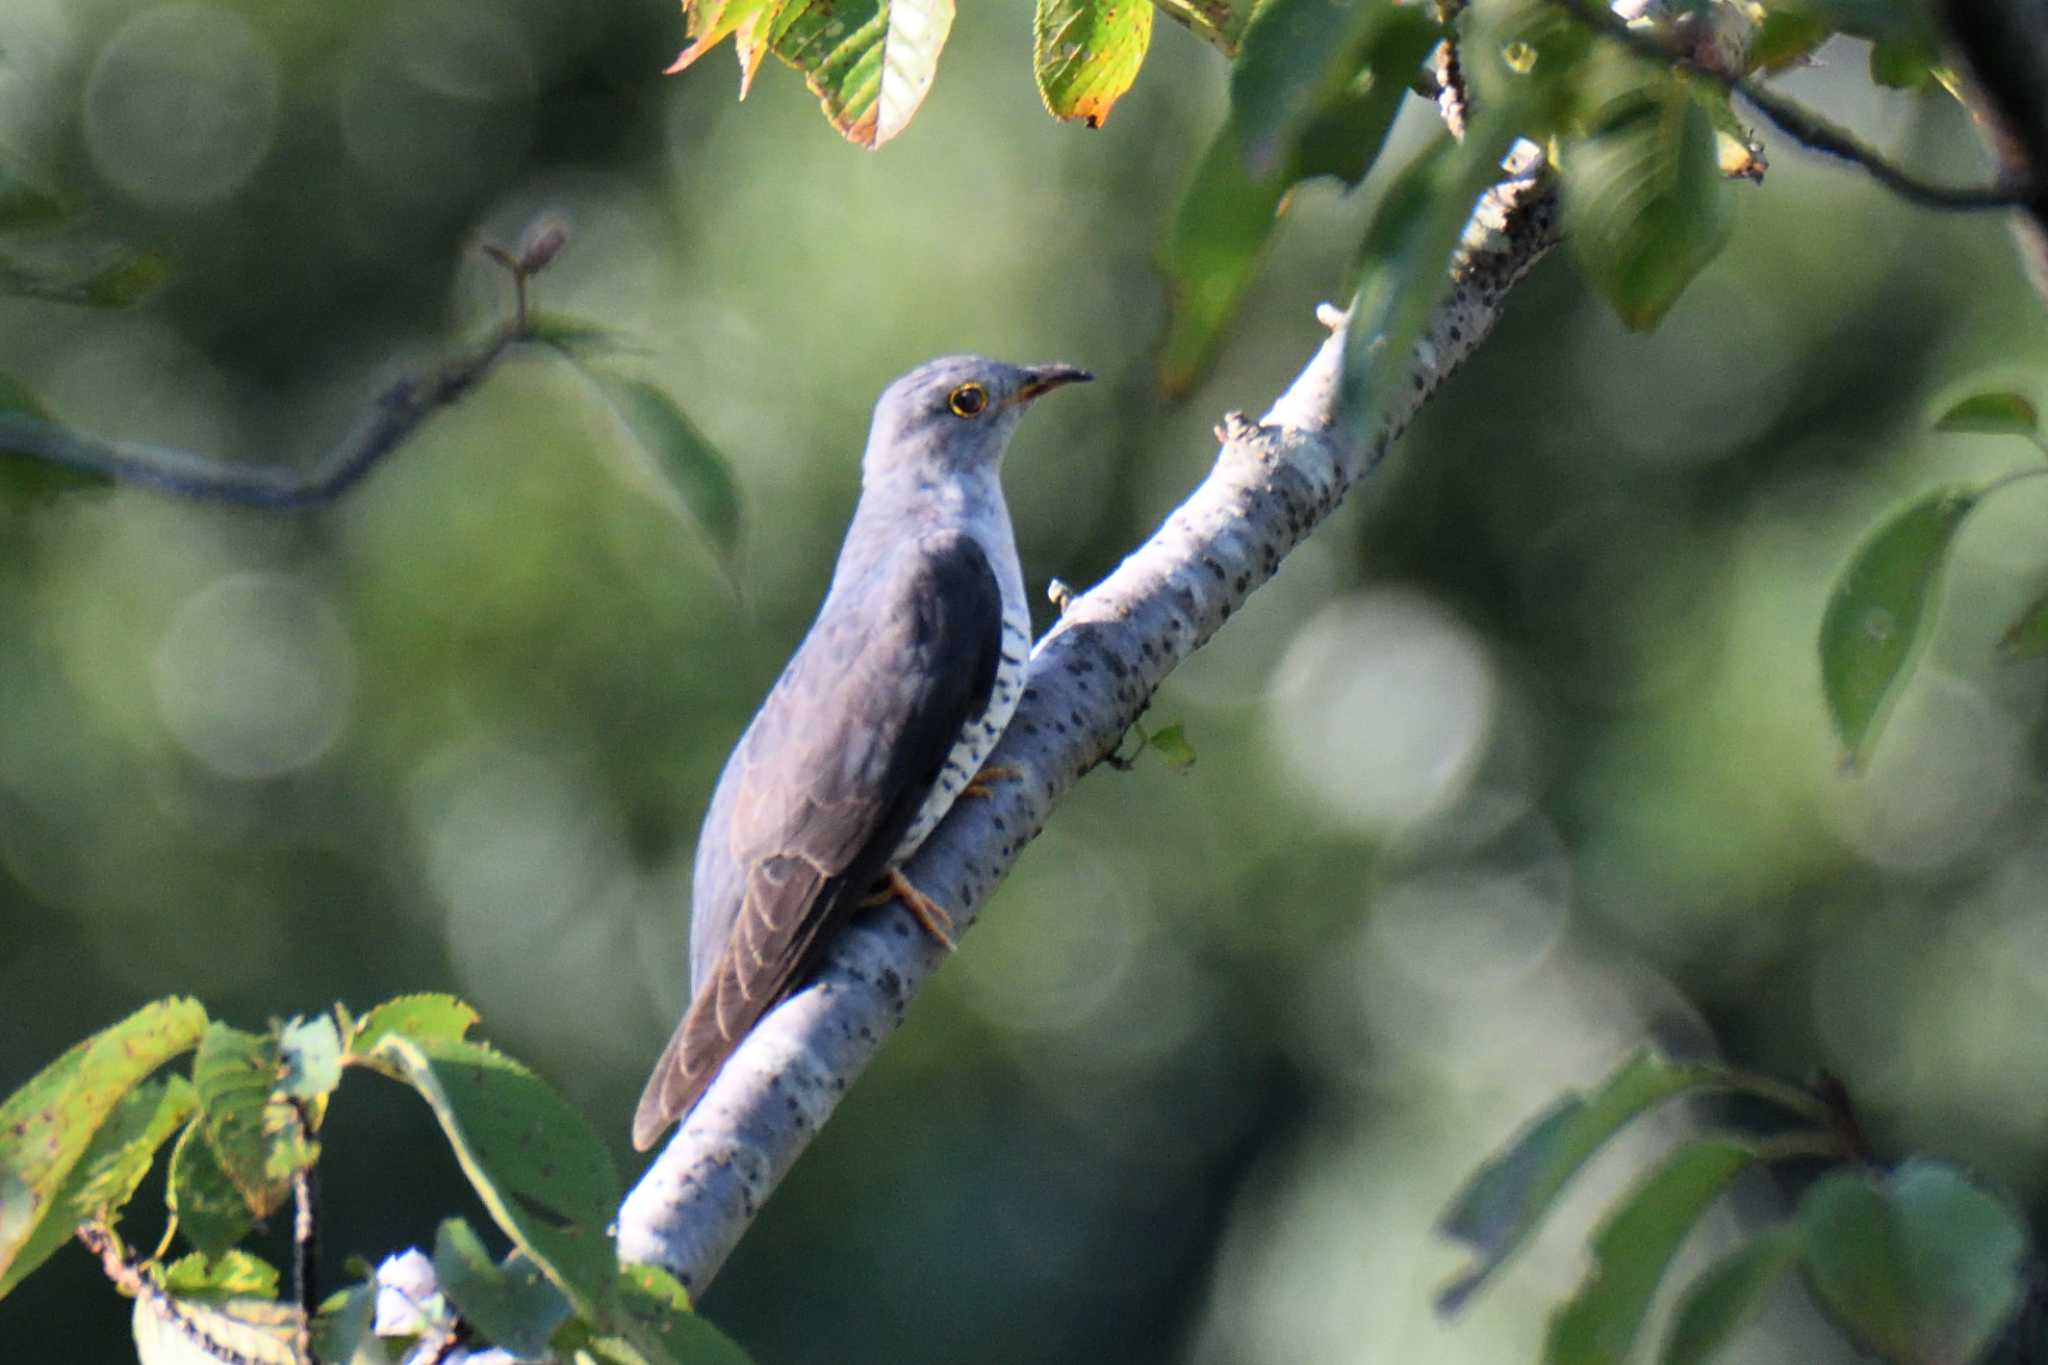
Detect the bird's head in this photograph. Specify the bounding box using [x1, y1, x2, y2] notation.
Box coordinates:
[862, 354, 1091, 485]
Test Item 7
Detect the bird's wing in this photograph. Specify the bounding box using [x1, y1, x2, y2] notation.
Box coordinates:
[631, 529, 1004, 1148]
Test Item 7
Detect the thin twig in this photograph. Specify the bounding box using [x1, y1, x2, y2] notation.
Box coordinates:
[1554, 0, 2033, 211]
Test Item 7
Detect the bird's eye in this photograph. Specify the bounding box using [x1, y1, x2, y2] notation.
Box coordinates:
[947, 383, 988, 418]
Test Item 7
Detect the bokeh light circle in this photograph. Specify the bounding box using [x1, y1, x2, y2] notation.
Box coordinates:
[83, 4, 281, 208]
[152, 573, 355, 779]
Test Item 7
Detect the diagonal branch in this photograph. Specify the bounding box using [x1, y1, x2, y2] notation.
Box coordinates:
[615, 154, 1561, 1291]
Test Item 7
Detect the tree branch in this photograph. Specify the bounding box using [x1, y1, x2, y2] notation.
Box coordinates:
[614, 154, 1561, 1291]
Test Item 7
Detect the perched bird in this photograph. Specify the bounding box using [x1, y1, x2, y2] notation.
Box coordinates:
[632, 355, 1091, 1150]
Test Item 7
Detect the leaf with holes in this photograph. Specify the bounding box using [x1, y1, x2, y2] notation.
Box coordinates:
[1034, 0, 1153, 128]
[1562, 64, 1731, 331]
[1819, 488, 1979, 767]
[1544, 1139, 1761, 1365]
[0, 997, 207, 1300]
[769, 0, 956, 148]
[372, 1034, 621, 1318]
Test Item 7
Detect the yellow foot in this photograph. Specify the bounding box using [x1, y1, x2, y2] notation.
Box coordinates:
[863, 868, 957, 950]
[961, 765, 1020, 800]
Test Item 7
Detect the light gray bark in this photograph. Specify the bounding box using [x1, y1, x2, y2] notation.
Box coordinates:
[614, 153, 1561, 1291]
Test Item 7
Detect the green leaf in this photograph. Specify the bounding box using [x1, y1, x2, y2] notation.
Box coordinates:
[159, 1250, 281, 1303]
[1146, 721, 1197, 771]
[0, 997, 207, 1299]
[616, 1263, 759, 1365]
[1340, 108, 1524, 443]
[132, 1291, 302, 1365]
[1932, 389, 2039, 438]
[1229, 0, 1396, 178]
[1819, 487, 1979, 767]
[1999, 591, 2048, 659]
[1867, 35, 1935, 88]
[0, 169, 68, 233]
[666, 0, 785, 98]
[187, 1024, 291, 1220]
[588, 373, 743, 571]
[1662, 1229, 1805, 1365]
[276, 1016, 342, 1108]
[1562, 66, 1732, 331]
[1437, 1049, 1740, 1313]
[1545, 1139, 1761, 1365]
[310, 1278, 380, 1365]
[349, 994, 480, 1066]
[433, 1217, 573, 1357]
[1033, 0, 1153, 128]
[525, 311, 635, 359]
[1769, 0, 1927, 44]
[1747, 11, 1830, 72]
[167, 1120, 254, 1260]
[371, 1033, 621, 1319]
[767, 0, 957, 148]
[1798, 1161, 2028, 1364]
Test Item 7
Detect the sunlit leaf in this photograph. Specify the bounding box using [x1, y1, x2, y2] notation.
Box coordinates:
[1798, 1161, 2027, 1364]
[1147, 721, 1196, 770]
[668, 0, 785, 97]
[1340, 108, 1524, 444]
[167, 1120, 254, 1260]
[434, 1217, 572, 1357]
[309, 1278, 379, 1365]
[348, 994, 480, 1068]
[1662, 1228, 1804, 1365]
[371, 1033, 620, 1319]
[769, 0, 956, 148]
[1999, 591, 2048, 659]
[0, 997, 207, 1299]
[1034, 0, 1153, 128]
[132, 1291, 301, 1365]
[1562, 63, 1732, 331]
[1932, 389, 2039, 438]
[616, 1263, 758, 1365]
[1545, 1139, 1761, 1365]
[1437, 1049, 1749, 1314]
[588, 372, 743, 571]
[276, 1016, 342, 1111]
[1818, 487, 1979, 767]
[159, 1250, 281, 1303]
[187, 1024, 292, 1219]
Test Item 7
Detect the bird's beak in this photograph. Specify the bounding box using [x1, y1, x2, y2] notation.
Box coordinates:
[1009, 364, 1093, 406]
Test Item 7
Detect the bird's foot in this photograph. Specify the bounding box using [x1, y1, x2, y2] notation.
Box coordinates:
[960, 765, 1019, 800]
[865, 868, 957, 950]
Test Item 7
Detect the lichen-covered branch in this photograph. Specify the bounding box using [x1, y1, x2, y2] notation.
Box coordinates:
[614, 157, 1560, 1290]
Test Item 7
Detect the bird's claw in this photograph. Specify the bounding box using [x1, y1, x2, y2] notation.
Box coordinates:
[867, 868, 957, 949]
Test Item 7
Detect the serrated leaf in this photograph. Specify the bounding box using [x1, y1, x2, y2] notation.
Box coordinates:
[767, 0, 957, 148]
[1034, 0, 1152, 128]
[0, 169, 67, 233]
[616, 1263, 758, 1365]
[1437, 1048, 1741, 1314]
[433, 1217, 572, 1357]
[167, 1121, 254, 1260]
[372, 1034, 620, 1319]
[1545, 1139, 1761, 1365]
[159, 1250, 281, 1302]
[1662, 1229, 1805, 1365]
[132, 1290, 302, 1365]
[1798, 1161, 2027, 1364]
[1999, 591, 2048, 659]
[349, 995, 480, 1068]
[1562, 70, 1732, 331]
[0, 997, 207, 1299]
[188, 1024, 291, 1220]
[1341, 108, 1525, 443]
[588, 373, 742, 570]
[1819, 487, 1979, 767]
[667, 0, 785, 97]
[1932, 389, 2039, 437]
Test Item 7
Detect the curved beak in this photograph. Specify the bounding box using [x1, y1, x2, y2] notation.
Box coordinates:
[1009, 363, 1093, 406]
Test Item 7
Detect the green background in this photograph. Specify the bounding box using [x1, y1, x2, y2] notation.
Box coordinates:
[2, 1, 2044, 1361]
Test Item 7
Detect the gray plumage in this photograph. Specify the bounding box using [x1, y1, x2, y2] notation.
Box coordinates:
[633, 355, 1090, 1150]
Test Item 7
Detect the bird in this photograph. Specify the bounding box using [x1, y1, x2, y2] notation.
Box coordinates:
[632, 354, 1091, 1151]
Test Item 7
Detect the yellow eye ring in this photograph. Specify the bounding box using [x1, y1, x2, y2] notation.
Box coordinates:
[947, 383, 988, 418]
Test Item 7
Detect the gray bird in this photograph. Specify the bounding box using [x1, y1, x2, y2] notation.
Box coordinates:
[632, 355, 1091, 1150]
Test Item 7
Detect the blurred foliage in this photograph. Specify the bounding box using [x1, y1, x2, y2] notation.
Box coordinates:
[0, 0, 2046, 1362]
